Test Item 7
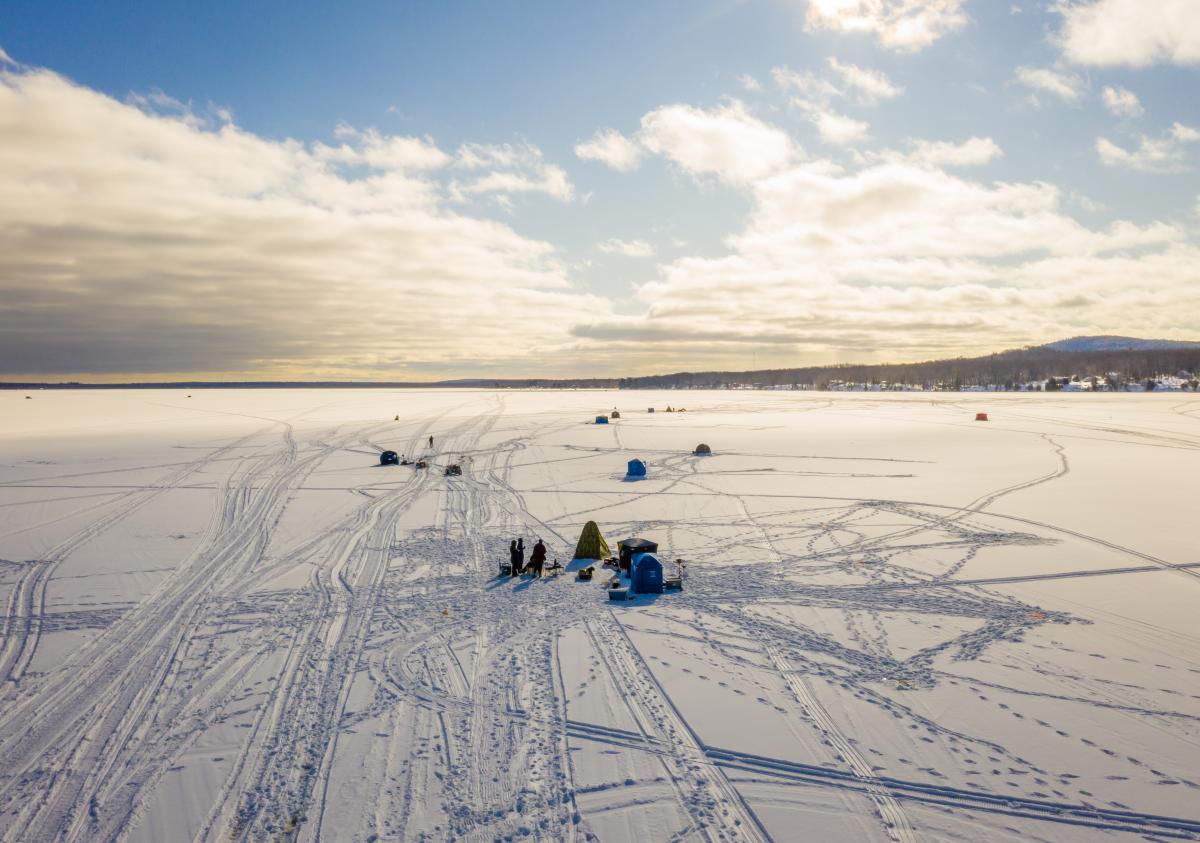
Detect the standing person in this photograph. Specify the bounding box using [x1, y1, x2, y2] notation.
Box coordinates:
[508, 540, 519, 576]
[516, 538, 525, 576]
[530, 539, 547, 578]
[428, 434, 434, 449]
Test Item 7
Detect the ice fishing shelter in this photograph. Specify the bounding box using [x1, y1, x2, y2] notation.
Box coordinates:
[975, 412, 989, 421]
[631, 553, 664, 594]
[693, 443, 712, 456]
[380, 450, 399, 465]
[573, 520, 611, 560]
[618, 538, 658, 569]
[626, 458, 646, 478]
[595, 416, 609, 424]
[611, 410, 621, 419]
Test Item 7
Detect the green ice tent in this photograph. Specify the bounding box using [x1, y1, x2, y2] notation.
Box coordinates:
[573, 520, 611, 560]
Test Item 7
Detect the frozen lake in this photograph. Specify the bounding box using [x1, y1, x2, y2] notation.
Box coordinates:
[1, 389, 1198, 842]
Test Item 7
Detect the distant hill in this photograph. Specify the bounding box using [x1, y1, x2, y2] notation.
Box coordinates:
[617, 337, 1200, 390]
[1039, 336, 1200, 353]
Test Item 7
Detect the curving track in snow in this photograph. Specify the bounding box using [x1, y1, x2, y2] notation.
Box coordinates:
[1, 391, 1199, 842]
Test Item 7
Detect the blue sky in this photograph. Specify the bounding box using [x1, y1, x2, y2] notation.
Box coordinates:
[1, 0, 1199, 379]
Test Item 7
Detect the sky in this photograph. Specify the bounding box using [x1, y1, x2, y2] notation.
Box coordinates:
[1, 0, 1199, 381]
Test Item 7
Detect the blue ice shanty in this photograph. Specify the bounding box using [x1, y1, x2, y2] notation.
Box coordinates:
[595, 415, 609, 424]
[631, 552, 664, 594]
[626, 458, 646, 478]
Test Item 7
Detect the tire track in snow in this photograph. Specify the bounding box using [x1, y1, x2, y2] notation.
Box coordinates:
[764, 647, 916, 843]
[704, 744, 1200, 839]
[225, 418, 450, 842]
[589, 613, 771, 843]
[0, 422, 314, 841]
[0, 426, 268, 686]
[0, 420, 400, 842]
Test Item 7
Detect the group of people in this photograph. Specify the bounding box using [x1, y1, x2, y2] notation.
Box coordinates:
[509, 537, 547, 577]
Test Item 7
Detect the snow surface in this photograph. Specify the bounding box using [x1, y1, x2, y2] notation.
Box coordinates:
[0, 389, 1198, 842]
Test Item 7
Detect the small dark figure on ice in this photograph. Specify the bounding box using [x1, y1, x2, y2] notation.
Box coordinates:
[513, 538, 525, 576]
[528, 539, 547, 577]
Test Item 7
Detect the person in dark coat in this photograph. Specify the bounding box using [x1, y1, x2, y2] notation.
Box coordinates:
[516, 538, 525, 575]
[509, 540, 521, 576]
[529, 539, 547, 577]
[428, 435, 434, 449]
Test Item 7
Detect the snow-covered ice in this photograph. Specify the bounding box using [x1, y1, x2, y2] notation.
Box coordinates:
[0, 389, 1198, 842]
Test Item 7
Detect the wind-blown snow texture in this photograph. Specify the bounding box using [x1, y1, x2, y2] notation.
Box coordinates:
[1, 389, 1198, 842]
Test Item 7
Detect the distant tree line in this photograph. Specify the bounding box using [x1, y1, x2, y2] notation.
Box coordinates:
[616, 347, 1200, 390]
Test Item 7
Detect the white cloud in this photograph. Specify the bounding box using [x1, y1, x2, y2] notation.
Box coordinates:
[319, 126, 450, 170]
[598, 238, 655, 258]
[0, 66, 603, 377]
[1014, 65, 1084, 102]
[0, 48, 14, 66]
[450, 142, 574, 201]
[772, 66, 842, 107]
[773, 63, 894, 147]
[125, 89, 242, 133]
[1101, 85, 1143, 118]
[1057, 0, 1200, 67]
[452, 166, 574, 202]
[738, 74, 763, 93]
[572, 100, 1193, 371]
[608, 154, 1191, 366]
[815, 111, 871, 145]
[1096, 123, 1200, 171]
[826, 58, 903, 103]
[7, 54, 1200, 379]
[907, 136, 1003, 167]
[574, 128, 644, 172]
[454, 141, 533, 170]
[740, 160, 1173, 264]
[637, 100, 799, 184]
[805, 0, 969, 52]
[1073, 192, 1107, 212]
